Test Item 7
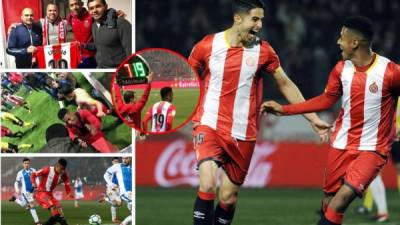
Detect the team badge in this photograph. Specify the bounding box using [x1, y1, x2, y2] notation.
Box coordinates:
[84, 20, 90, 28]
[246, 57, 256, 67]
[369, 81, 378, 93]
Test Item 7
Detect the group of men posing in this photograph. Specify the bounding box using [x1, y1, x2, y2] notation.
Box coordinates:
[6, 0, 132, 68]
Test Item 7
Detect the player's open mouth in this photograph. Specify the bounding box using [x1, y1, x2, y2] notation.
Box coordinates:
[248, 30, 258, 39]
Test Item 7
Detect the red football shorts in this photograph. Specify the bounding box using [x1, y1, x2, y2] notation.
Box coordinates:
[91, 137, 118, 153]
[193, 125, 256, 185]
[323, 147, 387, 196]
[34, 191, 61, 209]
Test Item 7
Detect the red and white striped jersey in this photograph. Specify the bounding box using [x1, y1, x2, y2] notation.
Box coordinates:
[36, 42, 81, 69]
[30, 166, 71, 194]
[188, 32, 280, 140]
[143, 101, 176, 132]
[327, 54, 400, 154]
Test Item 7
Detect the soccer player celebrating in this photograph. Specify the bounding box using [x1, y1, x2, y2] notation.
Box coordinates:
[31, 158, 73, 225]
[104, 157, 132, 225]
[57, 108, 118, 153]
[188, 1, 329, 225]
[9, 158, 41, 225]
[261, 16, 400, 225]
[61, 86, 110, 118]
[142, 86, 176, 133]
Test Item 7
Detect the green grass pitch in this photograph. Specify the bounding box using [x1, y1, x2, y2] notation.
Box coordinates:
[1, 200, 130, 225]
[134, 88, 200, 129]
[1, 73, 131, 152]
[136, 187, 400, 225]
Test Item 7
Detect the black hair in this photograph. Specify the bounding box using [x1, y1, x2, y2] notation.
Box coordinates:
[23, 158, 30, 163]
[343, 16, 374, 43]
[160, 87, 173, 100]
[87, 0, 107, 6]
[59, 84, 74, 95]
[58, 108, 69, 120]
[112, 157, 119, 161]
[123, 91, 135, 103]
[45, 123, 69, 142]
[58, 158, 68, 168]
[232, 0, 265, 14]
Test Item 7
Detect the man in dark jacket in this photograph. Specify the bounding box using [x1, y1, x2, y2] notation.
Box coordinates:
[86, 0, 132, 68]
[6, 8, 42, 68]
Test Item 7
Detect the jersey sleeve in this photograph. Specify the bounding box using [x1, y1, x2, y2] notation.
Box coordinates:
[104, 165, 117, 186]
[14, 171, 22, 192]
[6, 28, 28, 56]
[81, 110, 101, 131]
[31, 166, 49, 186]
[282, 63, 343, 114]
[188, 37, 209, 73]
[62, 172, 72, 195]
[135, 83, 152, 111]
[390, 64, 400, 96]
[166, 105, 176, 130]
[142, 106, 153, 132]
[262, 44, 280, 74]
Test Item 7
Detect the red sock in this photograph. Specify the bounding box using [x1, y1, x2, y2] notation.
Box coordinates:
[198, 191, 215, 201]
[325, 207, 344, 224]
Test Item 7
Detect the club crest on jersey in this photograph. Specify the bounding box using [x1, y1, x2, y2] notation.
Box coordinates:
[246, 57, 256, 67]
[369, 81, 378, 93]
[84, 20, 90, 28]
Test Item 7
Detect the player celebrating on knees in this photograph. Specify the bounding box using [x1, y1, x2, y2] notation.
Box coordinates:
[9, 158, 41, 225]
[261, 16, 400, 225]
[31, 158, 73, 225]
[188, 1, 329, 225]
[104, 157, 132, 225]
[142, 86, 176, 133]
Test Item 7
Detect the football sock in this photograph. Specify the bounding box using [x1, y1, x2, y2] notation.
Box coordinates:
[363, 188, 373, 212]
[324, 207, 343, 225]
[121, 215, 132, 225]
[214, 201, 235, 225]
[30, 207, 40, 223]
[111, 206, 117, 220]
[397, 175, 400, 196]
[193, 191, 215, 225]
[317, 214, 341, 225]
[370, 175, 388, 215]
[55, 215, 68, 225]
[43, 216, 57, 225]
[18, 144, 33, 149]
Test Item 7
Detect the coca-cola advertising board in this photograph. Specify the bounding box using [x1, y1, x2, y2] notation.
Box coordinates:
[137, 140, 398, 188]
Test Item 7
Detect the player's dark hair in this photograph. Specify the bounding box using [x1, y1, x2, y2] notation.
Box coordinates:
[87, 0, 107, 6]
[232, 0, 265, 14]
[112, 157, 119, 161]
[58, 108, 69, 120]
[23, 158, 30, 163]
[45, 123, 69, 142]
[58, 158, 68, 168]
[343, 16, 374, 44]
[160, 87, 173, 100]
[59, 84, 74, 95]
[123, 91, 135, 103]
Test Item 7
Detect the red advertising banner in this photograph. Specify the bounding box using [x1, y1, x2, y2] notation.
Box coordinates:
[2, 0, 42, 38]
[137, 140, 398, 188]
